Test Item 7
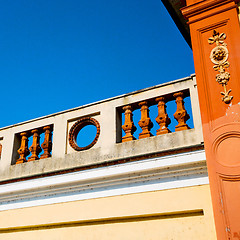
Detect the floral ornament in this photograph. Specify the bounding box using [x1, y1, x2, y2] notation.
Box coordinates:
[208, 30, 233, 104]
[208, 30, 226, 46]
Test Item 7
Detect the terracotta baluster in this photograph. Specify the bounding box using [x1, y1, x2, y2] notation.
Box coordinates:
[28, 129, 41, 161]
[16, 132, 30, 164]
[122, 105, 136, 142]
[173, 92, 190, 131]
[138, 101, 153, 139]
[40, 126, 52, 159]
[155, 97, 171, 135]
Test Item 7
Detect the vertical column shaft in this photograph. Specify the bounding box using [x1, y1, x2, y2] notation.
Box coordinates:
[181, 0, 240, 238]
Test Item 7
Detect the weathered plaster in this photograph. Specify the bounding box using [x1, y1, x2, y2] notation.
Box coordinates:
[0, 185, 216, 240]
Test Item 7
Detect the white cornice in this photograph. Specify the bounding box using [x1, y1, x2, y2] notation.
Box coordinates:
[0, 150, 208, 211]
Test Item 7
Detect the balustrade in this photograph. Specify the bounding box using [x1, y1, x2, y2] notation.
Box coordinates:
[16, 125, 53, 164]
[121, 91, 191, 142]
[12, 90, 192, 163]
[0, 75, 200, 175]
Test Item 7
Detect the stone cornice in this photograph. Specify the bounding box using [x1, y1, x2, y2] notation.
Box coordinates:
[0, 150, 208, 211]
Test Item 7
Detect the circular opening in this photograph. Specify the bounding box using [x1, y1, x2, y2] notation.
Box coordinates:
[76, 124, 97, 148]
[69, 117, 100, 151]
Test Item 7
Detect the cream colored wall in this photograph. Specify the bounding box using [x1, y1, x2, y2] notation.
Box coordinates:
[0, 185, 216, 240]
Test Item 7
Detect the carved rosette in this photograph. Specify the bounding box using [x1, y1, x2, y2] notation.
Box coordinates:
[208, 30, 233, 104]
[122, 105, 136, 142]
[155, 97, 171, 135]
[138, 101, 153, 139]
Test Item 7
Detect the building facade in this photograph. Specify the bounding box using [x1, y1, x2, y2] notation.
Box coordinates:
[0, 0, 240, 239]
[0, 76, 217, 239]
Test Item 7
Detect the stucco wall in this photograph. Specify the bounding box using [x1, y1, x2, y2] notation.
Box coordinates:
[0, 185, 216, 240]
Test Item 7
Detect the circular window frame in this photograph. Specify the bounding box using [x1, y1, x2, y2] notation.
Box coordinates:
[68, 117, 100, 151]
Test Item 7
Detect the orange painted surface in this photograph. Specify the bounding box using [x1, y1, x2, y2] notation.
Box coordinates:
[182, 0, 240, 239]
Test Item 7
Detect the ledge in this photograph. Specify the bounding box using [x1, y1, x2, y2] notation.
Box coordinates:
[0, 128, 203, 183]
[0, 150, 208, 211]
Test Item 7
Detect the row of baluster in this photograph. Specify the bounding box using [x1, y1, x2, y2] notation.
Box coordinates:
[16, 125, 53, 164]
[122, 91, 190, 142]
[14, 92, 189, 163]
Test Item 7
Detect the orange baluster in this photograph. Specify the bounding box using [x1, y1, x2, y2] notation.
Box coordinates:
[173, 92, 190, 131]
[122, 105, 136, 142]
[40, 126, 52, 159]
[28, 129, 41, 161]
[155, 97, 171, 135]
[16, 132, 30, 164]
[138, 101, 153, 139]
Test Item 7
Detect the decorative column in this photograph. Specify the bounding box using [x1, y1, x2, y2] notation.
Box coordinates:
[28, 129, 41, 161]
[155, 97, 171, 135]
[138, 101, 153, 139]
[16, 132, 30, 164]
[181, 0, 240, 239]
[173, 92, 190, 131]
[40, 126, 52, 159]
[122, 105, 136, 142]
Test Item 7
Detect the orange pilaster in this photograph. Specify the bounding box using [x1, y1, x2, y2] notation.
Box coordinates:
[182, 0, 240, 239]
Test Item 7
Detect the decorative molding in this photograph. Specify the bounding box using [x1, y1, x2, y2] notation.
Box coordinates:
[69, 117, 100, 151]
[0, 150, 208, 211]
[182, 0, 238, 25]
[208, 30, 233, 104]
[182, 0, 235, 19]
[188, 5, 238, 25]
[213, 130, 240, 167]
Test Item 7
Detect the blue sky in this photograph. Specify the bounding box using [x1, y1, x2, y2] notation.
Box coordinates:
[0, 0, 194, 128]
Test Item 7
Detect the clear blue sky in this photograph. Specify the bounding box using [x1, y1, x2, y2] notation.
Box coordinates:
[0, 0, 194, 128]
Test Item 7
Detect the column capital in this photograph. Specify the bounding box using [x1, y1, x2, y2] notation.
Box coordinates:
[182, 0, 238, 23]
